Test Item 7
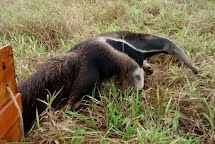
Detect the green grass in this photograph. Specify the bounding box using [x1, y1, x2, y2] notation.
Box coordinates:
[1, 0, 215, 143]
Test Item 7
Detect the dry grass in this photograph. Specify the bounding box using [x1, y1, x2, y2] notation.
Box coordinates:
[0, 0, 215, 143]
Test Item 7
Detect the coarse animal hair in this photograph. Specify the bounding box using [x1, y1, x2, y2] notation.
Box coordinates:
[95, 31, 198, 74]
[18, 37, 144, 133]
[19, 30, 198, 133]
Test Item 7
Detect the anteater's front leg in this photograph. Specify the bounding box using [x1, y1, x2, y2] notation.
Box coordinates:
[143, 61, 154, 75]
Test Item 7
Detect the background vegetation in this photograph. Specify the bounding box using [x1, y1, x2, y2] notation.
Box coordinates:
[0, 0, 214, 143]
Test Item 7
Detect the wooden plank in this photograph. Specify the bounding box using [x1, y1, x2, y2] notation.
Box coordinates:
[1, 118, 22, 142]
[0, 93, 22, 137]
[0, 44, 18, 109]
[0, 44, 23, 142]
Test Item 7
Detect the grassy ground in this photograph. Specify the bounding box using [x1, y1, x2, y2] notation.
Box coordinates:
[1, 0, 215, 143]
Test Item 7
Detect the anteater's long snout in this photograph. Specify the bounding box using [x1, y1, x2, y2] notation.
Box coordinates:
[166, 41, 198, 74]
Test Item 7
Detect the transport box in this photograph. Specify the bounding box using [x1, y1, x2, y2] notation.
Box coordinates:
[0, 44, 23, 142]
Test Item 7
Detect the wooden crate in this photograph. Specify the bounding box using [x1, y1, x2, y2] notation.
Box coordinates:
[0, 44, 23, 142]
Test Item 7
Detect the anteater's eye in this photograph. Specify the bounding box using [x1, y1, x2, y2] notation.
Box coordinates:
[135, 75, 141, 81]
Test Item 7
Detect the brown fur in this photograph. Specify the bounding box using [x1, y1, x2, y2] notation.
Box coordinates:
[19, 30, 197, 133]
[18, 37, 142, 132]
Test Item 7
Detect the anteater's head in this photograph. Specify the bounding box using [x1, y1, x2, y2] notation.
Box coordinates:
[137, 34, 199, 74]
[101, 31, 198, 74]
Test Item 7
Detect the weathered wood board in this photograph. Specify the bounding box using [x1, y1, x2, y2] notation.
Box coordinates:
[0, 44, 23, 142]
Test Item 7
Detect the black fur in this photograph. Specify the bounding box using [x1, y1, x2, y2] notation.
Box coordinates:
[18, 38, 141, 132]
[19, 31, 198, 133]
[97, 31, 198, 73]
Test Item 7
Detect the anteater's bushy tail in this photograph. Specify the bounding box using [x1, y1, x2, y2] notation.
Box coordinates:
[18, 53, 80, 132]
